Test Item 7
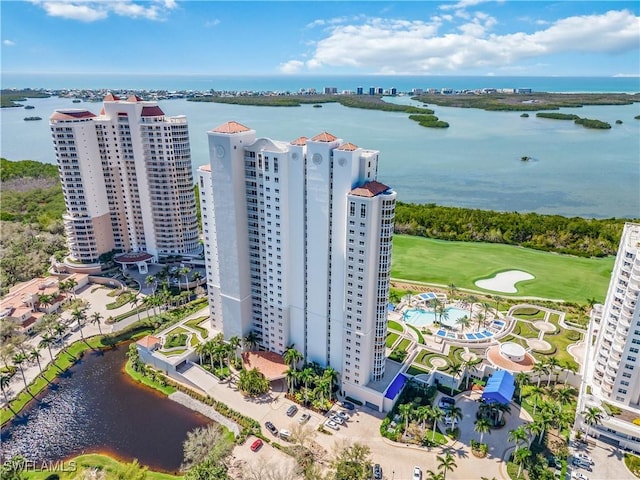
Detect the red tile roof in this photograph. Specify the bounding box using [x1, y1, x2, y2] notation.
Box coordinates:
[311, 131, 337, 142]
[137, 335, 161, 349]
[50, 110, 96, 121]
[141, 106, 165, 117]
[127, 94, 143, 102]
[212, 121, 250, 134]
[290, 136, 308, 146]
[199, 164, 211, 172]
[241, 351, 288, 380]
[337, 142, 358, 151]
[103, 93, 121, 101]
[350, 180, 390, 198]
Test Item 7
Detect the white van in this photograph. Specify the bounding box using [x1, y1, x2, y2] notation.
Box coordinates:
[279, 429, 291, 441]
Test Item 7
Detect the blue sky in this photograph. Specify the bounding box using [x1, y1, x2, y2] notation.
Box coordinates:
[2, 1, 639, 76]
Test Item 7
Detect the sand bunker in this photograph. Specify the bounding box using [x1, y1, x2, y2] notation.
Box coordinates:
[475, 270, 534, 293]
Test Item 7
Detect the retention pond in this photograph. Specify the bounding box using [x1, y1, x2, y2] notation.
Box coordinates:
[0, 342, 210, 473]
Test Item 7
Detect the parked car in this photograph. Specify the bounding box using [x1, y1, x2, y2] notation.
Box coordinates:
[575, 453, 594, 465]
[325, 420, 340, 430]
[341, 401, 355, 410]
[438, 396, 455, 409]
[250, 438, 263, 452]
[286, 404, 298, 417]
[443, 415, 455, 426]
[413, 466, 422, 480]
[298, 412, 311, 424]
[265, 421, 278, 436]
[329, 415, 345, 425]
[335, 410, 349, 421]
[279, 429, 292, 441]
[571, 458, 592, 471]
[571, 471, 589, 480]
[373, 463, 383, 479]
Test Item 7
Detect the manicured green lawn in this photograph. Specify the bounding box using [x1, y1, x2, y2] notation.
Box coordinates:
[24, 454, 182, 479]
[392, 235, 614, 303]
[388, 320, 403, 332]
[386, 332, 399, 348]
[184, 316, 210, 339]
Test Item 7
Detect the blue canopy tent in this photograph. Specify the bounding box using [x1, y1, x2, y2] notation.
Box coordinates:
[482, 370, 515, 404]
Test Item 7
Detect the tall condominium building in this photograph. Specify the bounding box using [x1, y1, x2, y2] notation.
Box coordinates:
[50, 94, 199, 267]
[198, 121, 397, 409]
[578, 222, 640, 452]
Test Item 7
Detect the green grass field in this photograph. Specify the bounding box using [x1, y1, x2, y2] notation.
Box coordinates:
[391, 235, 614, 303]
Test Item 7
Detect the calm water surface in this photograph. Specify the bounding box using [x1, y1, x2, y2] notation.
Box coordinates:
[0, 343, 210, 473]
[2, 96, 639, 218]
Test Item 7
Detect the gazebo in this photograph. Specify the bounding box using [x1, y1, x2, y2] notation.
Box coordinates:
[114, 252, 154, 274]
[482, 370, 515, 404]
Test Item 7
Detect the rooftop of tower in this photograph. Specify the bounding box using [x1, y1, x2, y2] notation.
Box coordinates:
[350, 180, 391, 198]
[212, 120, 250, 134]
[311, 131, 337, 142]
[337, 142, 358, 151]
[290, 136, 307, 146]
[624, 222, 640, 249]
[50, 110, 96, 121]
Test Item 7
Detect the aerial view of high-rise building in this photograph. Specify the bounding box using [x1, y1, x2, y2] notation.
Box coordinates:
[50, 94, 199, 269]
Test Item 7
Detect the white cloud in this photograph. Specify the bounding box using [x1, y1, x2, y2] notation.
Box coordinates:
[291, 10, 639, 74]
[30, 0, 177, 22]
[440, 0, 495, 12]
[3, 40, 16, 46]
[205, 19, 220, 28]
[279, 60, 305, 74]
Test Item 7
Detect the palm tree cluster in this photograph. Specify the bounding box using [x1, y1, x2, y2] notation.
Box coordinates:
[194, 333, 241, 379]
[283, 347, 338, 412]
[476, 399, 511, 427]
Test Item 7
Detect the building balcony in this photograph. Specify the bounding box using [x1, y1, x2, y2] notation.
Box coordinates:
[602, 382, 613, 393]
[612, 342, 625, 355]
[607, 358, 620, 370]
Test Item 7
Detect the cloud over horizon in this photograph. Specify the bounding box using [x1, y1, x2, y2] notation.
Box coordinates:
[30, 0, 177, 22]
[280, 9, 640, 75]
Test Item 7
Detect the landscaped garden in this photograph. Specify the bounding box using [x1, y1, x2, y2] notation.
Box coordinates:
[282, 347, 339, 413]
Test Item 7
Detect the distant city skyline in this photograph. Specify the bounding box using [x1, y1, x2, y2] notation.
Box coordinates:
[1, 1, 639, 78]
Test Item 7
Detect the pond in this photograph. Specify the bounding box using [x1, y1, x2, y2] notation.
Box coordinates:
[0, 342, 211, 473]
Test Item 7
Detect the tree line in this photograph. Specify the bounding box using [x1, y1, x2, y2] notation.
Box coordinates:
[394, 202, 633, 257]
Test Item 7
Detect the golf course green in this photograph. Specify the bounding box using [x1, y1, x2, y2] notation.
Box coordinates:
[391, 235, 614, 303]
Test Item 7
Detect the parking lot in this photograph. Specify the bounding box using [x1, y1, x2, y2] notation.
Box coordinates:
[568, 437, 636, 480]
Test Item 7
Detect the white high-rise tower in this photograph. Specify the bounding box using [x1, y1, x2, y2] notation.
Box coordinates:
[578, 222, 640, 452]
[198, 121, 397, 409]
[50, 94, 199, 268]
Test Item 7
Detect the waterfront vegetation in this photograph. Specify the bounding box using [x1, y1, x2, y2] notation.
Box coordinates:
[391, 235, 613, 303]
[412, 92, 640, 111]
[0, 89, 51, 108]
[408, 113, 449, 128]
[536, 112, 612, 129]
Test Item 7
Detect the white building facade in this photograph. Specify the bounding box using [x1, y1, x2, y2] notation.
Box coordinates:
[198, 122, 397, 408]
[578, 222, 640, 452]
[50, 94, 199, 266]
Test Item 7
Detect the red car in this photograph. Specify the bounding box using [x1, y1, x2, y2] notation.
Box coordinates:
[250, 439, 263, 452]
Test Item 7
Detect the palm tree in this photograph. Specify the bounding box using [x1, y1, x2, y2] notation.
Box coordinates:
[145, 275, 157, 292]
[71, 307, 86, 340]
[444, 405, 463, 429]
[426, 471, 445, 480]
[513, 447, 531, 478]
[130, 295, 142, 323]
[439, 304, 449, 327]
[474, 417, 492, 444]
[243, 331, 259, 351]
[195, 342, 207, 366]
[526, 420, 544, 445]
[463, 357, 482, 389]
[285, 368, 298, 395]
[29, 348, 43, 374]
[466, 295, 477, 319]
[192, 270, 203, 287]
[57, 280, 70, 304]
[562, 361, 578, 385]
[53, 322, 68, 355]
[299, 367, 315, 404]
[481, 302, 492, 323]
[514, 372, 530, 403]
[179, 266, 191, 292]
[38, 334, 55, 364]
[323, 366, 339, 401]
[416, 405, 431, 433]
[430, 406, 445, 441]
[447, 362, 463, 395]
[474, 312, 486, 331]
[456, 315, 471, 332]
[553, 385, 573, 406]
[545, 357, 560, 386]
[66, 277, 78, 299]
[12, 352, 29, 390]
[582, 406, 604, 438]
[0, 373, 11, 404]
[532, 361, 548, 388]
[508, 425, 529, 457]
[398, 403, 413, 432]
[228, 335, 241, 363]
[283, 347, 303, 371]
[436, 450, 457, 479]
[37, 293, 52, 312]
[494, 296, 503, 313]
[529, 385, 544, 416]
[448, 283, 458, 300]
[90, 311, 103, 335]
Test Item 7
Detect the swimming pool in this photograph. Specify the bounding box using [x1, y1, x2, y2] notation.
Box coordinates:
[403, 307, 470, 330]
